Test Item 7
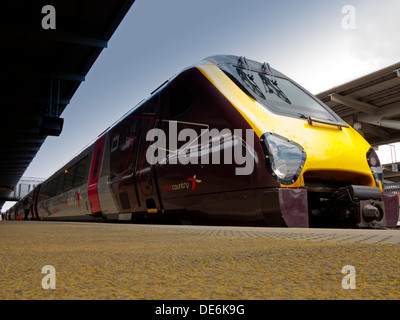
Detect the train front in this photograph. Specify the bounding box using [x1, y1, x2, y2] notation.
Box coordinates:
[202, 55, 399, 228]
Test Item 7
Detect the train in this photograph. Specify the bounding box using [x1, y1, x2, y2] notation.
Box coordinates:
[14, 55, 399, 228]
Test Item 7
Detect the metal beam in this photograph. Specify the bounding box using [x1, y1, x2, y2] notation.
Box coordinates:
[379, 119, 400, 131]
[6, 138, 45, 144]
[0, 177, 24, 181]
[6, 22, 109, 49]
[376, 103, 400, 118]
[358, 114, 400, 131]
[0, 159, 33, 164]
[355, 122, 391, 141]
[1, 127, 40, 134]
[3, 150, 37, 155]
[0, 173, 25, 178]
[2, 146, 40, 151]
[0, 154, 35, 160]
[34, 29, 108, 48]
[0, 172, 25, 175]
[382, 171, 400, 179]
[0, 162, 31, 167]
[330, 93, 378, 115]
[3, 67, 86, 83]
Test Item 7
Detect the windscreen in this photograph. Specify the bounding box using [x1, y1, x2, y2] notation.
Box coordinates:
[219, 62, 345, 124]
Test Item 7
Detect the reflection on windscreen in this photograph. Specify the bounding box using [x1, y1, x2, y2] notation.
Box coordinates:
[222, 64, 341, 122]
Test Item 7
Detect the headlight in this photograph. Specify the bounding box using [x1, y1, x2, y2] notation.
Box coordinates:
[260, 133, 306, 185]
[367, 148, 383, 189]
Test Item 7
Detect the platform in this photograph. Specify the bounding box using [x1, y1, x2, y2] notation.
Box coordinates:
[1, 221, 399, 300]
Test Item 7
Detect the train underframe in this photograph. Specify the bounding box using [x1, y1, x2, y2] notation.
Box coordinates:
[307, 185, 384, 228]
[180, 186, 398, 229]
[305, 186, 399, 228]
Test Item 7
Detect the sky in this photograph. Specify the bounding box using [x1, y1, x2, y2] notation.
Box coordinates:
[2, 0, 400, 210]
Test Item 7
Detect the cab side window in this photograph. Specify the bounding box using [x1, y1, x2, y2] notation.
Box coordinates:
[169, 86, 192, 118]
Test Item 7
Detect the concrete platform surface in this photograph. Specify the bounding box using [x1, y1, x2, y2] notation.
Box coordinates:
[1, 221, 399, 300]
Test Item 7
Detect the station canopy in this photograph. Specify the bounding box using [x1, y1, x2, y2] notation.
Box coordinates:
[316, 62, 400, 146]
[316, 62, 400, 183]
[0, 0, 135, 206]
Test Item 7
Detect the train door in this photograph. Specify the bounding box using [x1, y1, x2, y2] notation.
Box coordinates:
[134, 94, 163, 214]
[88, 134, 106, 214]
[32, 184, 40, 220]
[108, 114, 141, 214]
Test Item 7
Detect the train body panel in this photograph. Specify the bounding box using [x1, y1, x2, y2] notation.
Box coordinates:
[27, 54, 398, 228]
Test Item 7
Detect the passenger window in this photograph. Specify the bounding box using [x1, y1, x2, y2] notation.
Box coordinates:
[49, 178, 57, 197]
[63, 165, 76, 191]
[40, 183, 47, 196]
[55, 173, 65, 195]
[74, 155, 90, 187]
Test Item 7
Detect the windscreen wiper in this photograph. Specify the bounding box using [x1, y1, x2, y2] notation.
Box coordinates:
[235, 62, 266, 100]
[259, 72, 292, 105]
[261, 62, 278, 85]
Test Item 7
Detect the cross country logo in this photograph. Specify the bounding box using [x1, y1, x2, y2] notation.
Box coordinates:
[162, 175, 202, 193]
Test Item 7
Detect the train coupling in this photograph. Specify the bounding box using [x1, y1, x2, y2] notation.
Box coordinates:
[335, 185, 385, 228]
